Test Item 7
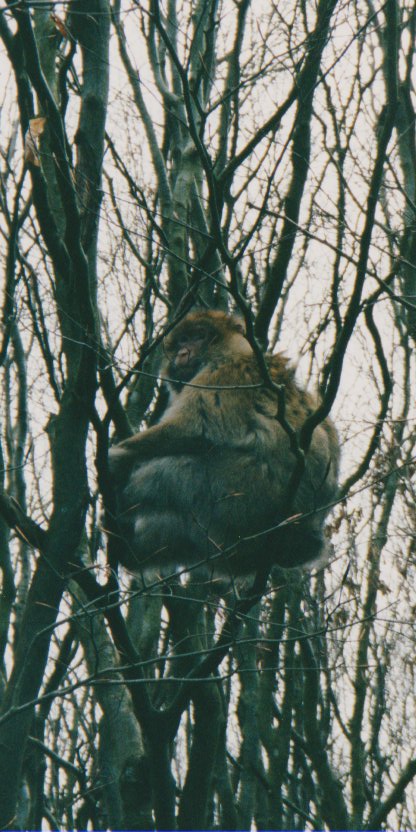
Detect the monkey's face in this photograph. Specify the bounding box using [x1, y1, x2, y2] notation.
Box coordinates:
[165, 324, 217, 383]
[163, 311, 249, 387]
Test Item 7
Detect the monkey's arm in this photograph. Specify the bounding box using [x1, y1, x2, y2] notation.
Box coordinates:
[108, 420, 214, 471]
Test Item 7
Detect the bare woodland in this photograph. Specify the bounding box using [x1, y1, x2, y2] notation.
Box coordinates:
[0, 0, 415, 829]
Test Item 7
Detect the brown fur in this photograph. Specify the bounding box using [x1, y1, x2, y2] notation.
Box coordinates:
[109, 311, 340, 581]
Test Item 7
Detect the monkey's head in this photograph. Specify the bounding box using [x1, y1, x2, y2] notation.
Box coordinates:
[163, 310, 251, 385]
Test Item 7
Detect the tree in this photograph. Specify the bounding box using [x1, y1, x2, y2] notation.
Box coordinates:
[0, 0, 415, 829]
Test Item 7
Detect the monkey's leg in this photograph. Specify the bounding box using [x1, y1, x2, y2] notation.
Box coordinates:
[276, 522, 327, 568]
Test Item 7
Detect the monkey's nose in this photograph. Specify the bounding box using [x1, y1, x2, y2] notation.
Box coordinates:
[176, 347, 191, 365]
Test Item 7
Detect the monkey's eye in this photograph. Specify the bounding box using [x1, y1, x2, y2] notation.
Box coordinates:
[165, 325, 218, 359]
[175, 328, 210, 348]
[184, 327, 208, 341]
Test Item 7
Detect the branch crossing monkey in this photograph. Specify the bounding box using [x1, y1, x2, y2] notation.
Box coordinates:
[109, 311, 339, 582]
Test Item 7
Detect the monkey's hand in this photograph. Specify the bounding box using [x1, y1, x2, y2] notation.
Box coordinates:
[108, 443, 132, 468]
[107, 444, 138, 482]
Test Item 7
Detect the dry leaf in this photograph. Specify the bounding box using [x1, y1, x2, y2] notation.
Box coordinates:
[51, 13, 67, 38]
[24, 117, 46, 167]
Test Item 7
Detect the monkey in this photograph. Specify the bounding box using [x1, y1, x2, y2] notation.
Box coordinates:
[109, 310, 340, 582]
